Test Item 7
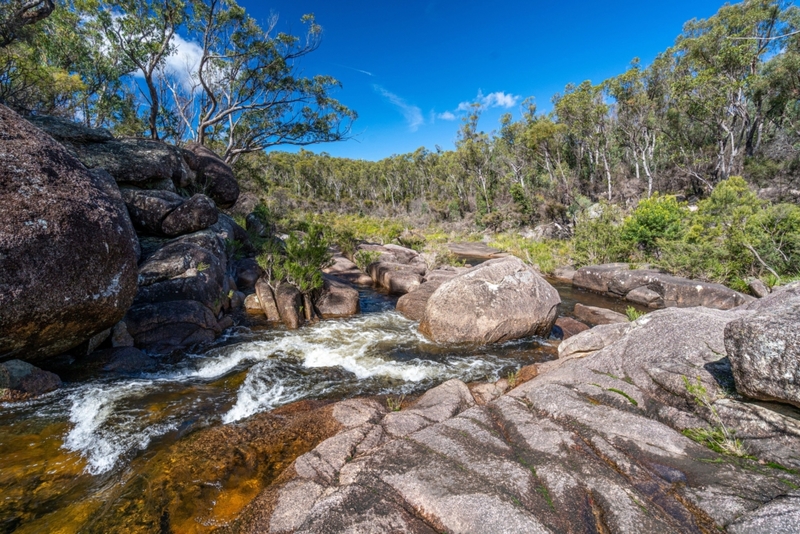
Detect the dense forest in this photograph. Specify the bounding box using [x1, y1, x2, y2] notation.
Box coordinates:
[235, 0, 800, 226]
[2, 0, 799, 290]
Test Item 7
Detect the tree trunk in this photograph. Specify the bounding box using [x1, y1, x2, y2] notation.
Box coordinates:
[602, 151, 612, 201]
[145, 71, 159, 140]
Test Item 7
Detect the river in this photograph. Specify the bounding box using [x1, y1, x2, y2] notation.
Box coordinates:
[0, 282, 634, 533]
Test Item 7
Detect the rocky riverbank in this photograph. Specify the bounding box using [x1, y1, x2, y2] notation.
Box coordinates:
[218, 283, 800, 534]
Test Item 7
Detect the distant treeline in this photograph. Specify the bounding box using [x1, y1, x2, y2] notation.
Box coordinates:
[237, 0, 800, 229]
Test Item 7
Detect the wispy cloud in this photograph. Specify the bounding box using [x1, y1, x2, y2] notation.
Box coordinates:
[457, 90, 520, 112]
[374, 85, 423, 132]
[436, 111, 456, 121]
[335, 63, 375, 77]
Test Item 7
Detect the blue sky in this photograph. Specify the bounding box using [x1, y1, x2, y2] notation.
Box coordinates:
[236, 0, 729, 161]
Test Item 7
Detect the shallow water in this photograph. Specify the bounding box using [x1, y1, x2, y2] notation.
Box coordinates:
[0, 284, 627, 532]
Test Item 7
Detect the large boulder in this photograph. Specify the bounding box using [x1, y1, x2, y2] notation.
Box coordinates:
[725, 292, 800, 407]
[125, 225, 232, 352]
[121, 188, 184, 235]
[396, 268, 461, 321]
[419, 257, 560, 344]
[65, 138, 187, 190]
[124, 301, 221, 353]
[182, 143, 239, 209]
[160, 194, 218, 237]
[0, 105, 138, 362]
[316, 275, 360, 318]
[122, 189, 218, 237]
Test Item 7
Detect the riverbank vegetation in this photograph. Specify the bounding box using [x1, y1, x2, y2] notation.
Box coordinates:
[235, 0, 800, 292]
[3, 0, 799, 292]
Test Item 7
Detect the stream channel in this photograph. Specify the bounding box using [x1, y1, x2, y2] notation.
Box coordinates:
[0, 281, 635, 533]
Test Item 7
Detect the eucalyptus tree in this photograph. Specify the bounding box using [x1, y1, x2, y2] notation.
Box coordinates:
[456, 103, 496, 216]
[95, 0, 185, 139]
[553, 80, 613, 200]
[605, 58, 666, 197]
[668, 0, 797, 187]
[0, 0, 55, 47]
[167, 0, 356, 164]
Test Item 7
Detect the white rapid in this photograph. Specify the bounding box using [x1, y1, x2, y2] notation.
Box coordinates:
[55, 310, 549, 475]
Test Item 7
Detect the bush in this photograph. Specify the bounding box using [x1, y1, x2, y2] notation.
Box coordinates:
[572, 202, 632, 266]
[353, 249, 382, 272]
[622, 194, 685, 254]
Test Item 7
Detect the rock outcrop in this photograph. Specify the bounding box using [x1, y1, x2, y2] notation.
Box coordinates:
[316, 276, 360, 318]
[183, 142, 240, 209]
[231, 288, 800, 534]
[396, 268, 462, 321]
[0, 105, 139, 362]
[361, 244, 427, 295]
[30, 114, 190, 191]
[573, 263, 753, 309]
[0, 359, 61, 398]
[726, 288, 800, 407]
[419, 257, 560, 344]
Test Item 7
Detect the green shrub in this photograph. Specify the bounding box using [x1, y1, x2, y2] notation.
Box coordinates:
[572, 202, 632, 266]
[353, 249, 382, 272]
[625, 306, 644, 321]
[622, 194, 685, 254]
[397, 229, 426, 251]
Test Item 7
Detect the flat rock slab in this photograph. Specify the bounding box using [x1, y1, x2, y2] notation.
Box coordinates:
[573, 303, 629, 326]
[322, 255, 373, 286]
[447, 242, 508, 260]
[573, 263, 753, 310]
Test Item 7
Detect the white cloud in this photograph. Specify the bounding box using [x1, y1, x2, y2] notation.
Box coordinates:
[436, 111, 456, 121]
[483, 91, 518, 108]
[161, 34, 204, 90]
[374, 85, 424, 132]
[457, 90, 520, 112]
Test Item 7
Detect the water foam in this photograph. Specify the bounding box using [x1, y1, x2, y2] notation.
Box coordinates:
[220, 311, 518, 422]
[62, 381, 178, 475]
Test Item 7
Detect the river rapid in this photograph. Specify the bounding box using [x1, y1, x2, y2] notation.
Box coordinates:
[0, 283, 633, 533]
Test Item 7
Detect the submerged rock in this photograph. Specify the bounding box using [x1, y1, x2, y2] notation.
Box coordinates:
[0, 105, 138, 362]
[419, 257, 560, 344]
[573, 302, 628, 326]
[554, 316, 589, 339]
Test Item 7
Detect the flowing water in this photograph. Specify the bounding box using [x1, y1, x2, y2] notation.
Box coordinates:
[0, 284, 630, 533]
